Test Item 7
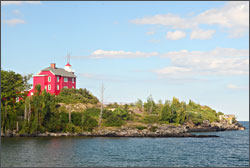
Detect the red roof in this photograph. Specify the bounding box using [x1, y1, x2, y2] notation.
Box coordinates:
[65, 63, 71, 66]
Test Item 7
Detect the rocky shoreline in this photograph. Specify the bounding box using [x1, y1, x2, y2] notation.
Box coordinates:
[2, 131, 219, 138]
[186, 120, 246, 132]
[1, 121, 245, 138]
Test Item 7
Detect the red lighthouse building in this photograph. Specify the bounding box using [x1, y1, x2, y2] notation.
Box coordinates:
[28, 62, 76, 96]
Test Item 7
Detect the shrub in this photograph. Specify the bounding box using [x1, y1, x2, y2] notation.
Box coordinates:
[84, 108, 100, 118]
[141, 115, 160, 124]
[56, 88, 99, 104]
[136, 125, 147, 130]
[82, 114, 98, 132]
[149, 126, 158, 132]
[103, 114, 124, 127]
[65, 123, 81, 133]
[71, 112, 82, 126]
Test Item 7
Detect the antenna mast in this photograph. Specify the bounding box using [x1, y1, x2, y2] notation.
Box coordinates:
[67, 53, 70, 64]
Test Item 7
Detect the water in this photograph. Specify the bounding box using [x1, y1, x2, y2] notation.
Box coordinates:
[1, 121, 249, 167]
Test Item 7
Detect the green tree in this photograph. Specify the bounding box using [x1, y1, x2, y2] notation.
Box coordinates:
[82, 113, 98, 131]
[144, 95, 157, 114]
[160, 103, 171, 122]
[1, 70, 24, 133]
[135, 99, 143, 109]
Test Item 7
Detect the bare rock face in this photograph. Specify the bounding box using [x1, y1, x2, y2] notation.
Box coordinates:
[58, 103, 87, 113]
[187, 120, 246, 132]
[88, 124, 196, 137]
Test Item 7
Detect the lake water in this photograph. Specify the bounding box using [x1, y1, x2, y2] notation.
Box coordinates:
[1, 121, 249, 167]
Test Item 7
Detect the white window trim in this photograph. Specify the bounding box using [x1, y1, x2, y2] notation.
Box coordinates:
[45, 85, 47, 91]
[57, 76, 60, 82]
[48, 84, 51, 90]
[64, 77, 68, 82]
[57, 85, 59, 90]
[48, 76, 51, 82]
[64, 86, 68, 89]
[72, 78, 74, 83]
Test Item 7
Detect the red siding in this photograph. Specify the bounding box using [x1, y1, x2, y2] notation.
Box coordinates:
[28, 69, 76, 96]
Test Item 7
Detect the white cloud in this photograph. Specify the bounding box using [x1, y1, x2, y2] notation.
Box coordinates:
[87, 49, 158, 59]
[156, 47, 249, 77]
[154, 66, 191, 75]
[12, 10, 21, 15]
[131, 1, 249, 38]
[131, 13, 197, 29]
[190, 29, 216, 40]
[166, 30, 186, 40]
[3, 19, 25, 26]
[1, 1, 41, 6]
[227, 84, 248, 90]
[146, 31, 155, 35]
[148, 39, 160, 43]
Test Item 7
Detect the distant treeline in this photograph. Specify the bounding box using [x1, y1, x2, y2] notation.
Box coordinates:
[1, 69, 224, 134]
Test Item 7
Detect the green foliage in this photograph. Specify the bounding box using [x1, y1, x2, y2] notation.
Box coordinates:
[136, 125, 147, 130]
[144, 95, 158, 114]
[232, 117, 236, 123]
[84, 108, 100, 118]
[1, 70, 25, 132]
[71, 112, 82, 126]
[160, 103, 172, 122]
[102, 107, 132, 127]
[102, 109, 125, 127]
[217, 112, 224, 116]
[149, 126, 158, 132]
[56, 88, 99, 104]
[1, 69, 233, 134]
[135, 99, 143, 109]
[103, 114, 124, 127]
[114, 108, 131, 121]
[65, 123, 81, 133]
[141, 115, 160, 124]
[82, 114, 98, 131]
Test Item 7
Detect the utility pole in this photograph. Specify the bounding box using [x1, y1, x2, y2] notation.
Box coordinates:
[99, 83, 104, 126]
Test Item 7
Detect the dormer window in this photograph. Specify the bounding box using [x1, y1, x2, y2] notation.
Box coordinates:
[57, 76, 60, 82]
[64, 77, 68, 82]
[48, 76, 51, 82]
[72, 78, 74, 83]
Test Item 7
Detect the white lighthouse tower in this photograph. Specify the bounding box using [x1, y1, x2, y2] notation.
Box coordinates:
[65, 53, 73, 72]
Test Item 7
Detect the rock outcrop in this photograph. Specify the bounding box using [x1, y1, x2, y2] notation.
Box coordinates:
[186, 120, 245, 132]
[1, 124, 218, 138]
[1, 120, 245, 138]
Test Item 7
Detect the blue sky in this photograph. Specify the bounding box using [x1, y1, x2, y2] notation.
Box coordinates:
[1, 1, 249, 120]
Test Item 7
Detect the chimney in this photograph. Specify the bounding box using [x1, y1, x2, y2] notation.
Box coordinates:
[51, 63, 56, 69]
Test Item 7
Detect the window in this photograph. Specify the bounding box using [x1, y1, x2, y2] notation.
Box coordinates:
[48, 84, 51, 90]
[31, 92, 33, 96]
[48, 76, 51, 82]
[45, 85, 47, 91]
[72, 86, 74, 89]
[64, 77, 68, 82]
[72, 78, 74, 83]
[57, 76, 60, 82]
[57, 85, 59, 90]
[64, 86, 68, 89]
